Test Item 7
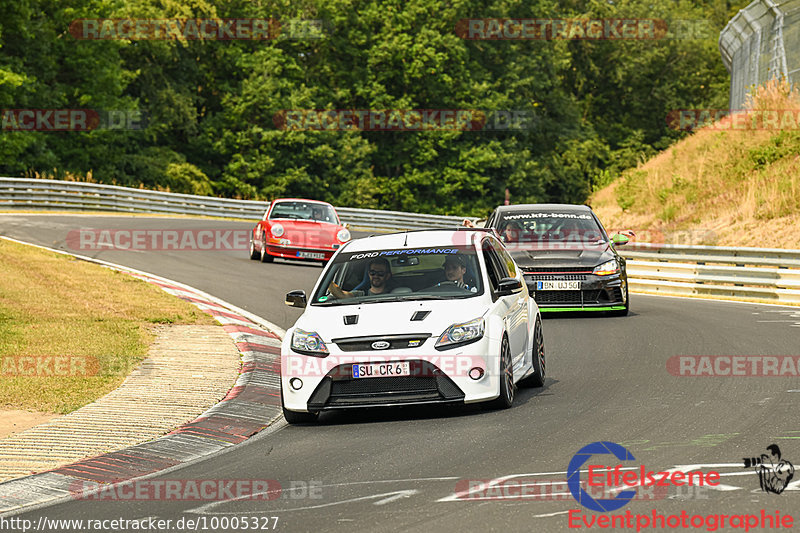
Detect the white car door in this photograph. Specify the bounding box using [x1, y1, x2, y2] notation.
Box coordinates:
[482, 239, 528, 369]
[495, 242, 529, 365]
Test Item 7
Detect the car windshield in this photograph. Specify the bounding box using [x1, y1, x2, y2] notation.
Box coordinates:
[269, 201, 338, 223]
[311, 245, 484, 306]
[496, 211, 606, 246]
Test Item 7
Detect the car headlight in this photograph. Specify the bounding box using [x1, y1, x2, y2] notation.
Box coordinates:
[593, 259, 619, 276]
[271, 224, 284, 237]
[337, 228, 351, 242]
[435, 318, 484, 350]
[291, 329, 329, 357]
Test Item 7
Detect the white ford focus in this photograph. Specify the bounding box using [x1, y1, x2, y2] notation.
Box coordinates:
[280, 229, 546, 424]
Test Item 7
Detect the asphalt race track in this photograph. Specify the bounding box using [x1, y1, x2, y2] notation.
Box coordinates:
[2, 213, 799, 532]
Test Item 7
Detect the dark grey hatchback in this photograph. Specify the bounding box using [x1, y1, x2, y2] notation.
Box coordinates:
[484, 204, 630, 315]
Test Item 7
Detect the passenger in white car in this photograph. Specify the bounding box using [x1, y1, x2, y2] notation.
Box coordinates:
[328, 257, 393, 298]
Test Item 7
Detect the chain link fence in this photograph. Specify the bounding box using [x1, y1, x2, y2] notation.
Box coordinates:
[720, 0, 800, 109]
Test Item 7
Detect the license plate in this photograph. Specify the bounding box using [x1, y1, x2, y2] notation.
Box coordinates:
[352, 362, 411, 379]
[297, 251, 325, 259]
[536, 280, 581, 291]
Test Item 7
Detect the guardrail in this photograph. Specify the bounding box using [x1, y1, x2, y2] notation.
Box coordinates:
[0, 177, 473, 232]
[620, 243, 800, 304]
[1, 177, 799, 305]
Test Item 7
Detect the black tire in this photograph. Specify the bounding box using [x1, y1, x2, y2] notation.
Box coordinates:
[281, 388, 318, 424]
[520, 317, 546, 388]
[489, 336, 514, 409]
[610, 280, 629, 317]
[260, 236, 274, 263]
[248, 236, 259, 260]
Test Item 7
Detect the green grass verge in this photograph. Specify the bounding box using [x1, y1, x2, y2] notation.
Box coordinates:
[0, 239, 215, 414]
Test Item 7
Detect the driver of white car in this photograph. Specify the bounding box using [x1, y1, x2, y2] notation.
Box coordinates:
[438, 253, 476, 292]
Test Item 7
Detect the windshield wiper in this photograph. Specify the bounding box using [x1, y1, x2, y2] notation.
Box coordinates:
[313, 298, 362, 306]
[313, 294, 471, 306]
[373, 295, 457, 302]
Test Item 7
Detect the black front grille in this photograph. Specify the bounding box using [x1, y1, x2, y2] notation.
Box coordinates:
[525, 274, 587, 281]
[533, 289, 601, 305]
[332, 377, 438, 396]
[334, 334, 430, 352]
[522, 266, 593, 273]
[307, 361, 465, 410]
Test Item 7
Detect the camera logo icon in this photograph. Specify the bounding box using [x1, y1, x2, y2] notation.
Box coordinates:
[743, 444, 794, 494]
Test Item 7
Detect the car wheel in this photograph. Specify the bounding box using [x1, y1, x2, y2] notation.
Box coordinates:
[249, 236, 259, 260]
[260, 236, 274, 263]
[610, 280, 629, 317]
[489, 336, 514, 409]
[281, 389, 318, 424]
[520, 318, 545, 388]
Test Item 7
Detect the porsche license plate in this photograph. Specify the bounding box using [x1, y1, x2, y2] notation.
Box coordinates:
[536, 280, 581, 291]
[352, 362, 411, 379]
[297, 251, 325, 259]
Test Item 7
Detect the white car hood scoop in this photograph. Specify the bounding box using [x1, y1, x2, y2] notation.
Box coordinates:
[342, 310, 429, 325]
[410, 310, 431, 321]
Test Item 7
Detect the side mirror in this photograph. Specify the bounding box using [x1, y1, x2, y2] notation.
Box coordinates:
[343, 222, 349, 229]
[285, 290, 307, 308]
[611, 233, 630, 246]
[497, 277, 522, 296]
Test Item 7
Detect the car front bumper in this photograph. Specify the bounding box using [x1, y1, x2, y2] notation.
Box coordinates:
[524, 271, 627, 311]
[265, 242, 337, 261]
[281, 336, 501, 413]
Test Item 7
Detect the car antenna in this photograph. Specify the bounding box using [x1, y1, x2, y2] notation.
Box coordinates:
[403, 230, 408, 247]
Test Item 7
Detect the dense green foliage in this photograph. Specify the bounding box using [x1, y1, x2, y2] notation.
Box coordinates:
[0, 0, 748, 215]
